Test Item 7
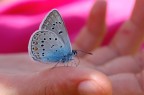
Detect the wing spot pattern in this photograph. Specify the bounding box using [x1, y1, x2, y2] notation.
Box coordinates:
[33, 47, 38, 51]
[41, 41, 44, 43]
[42, 53, 45, 56]
[59, 31, 63, 34]
[32, 41, 38, 45]
[33, 37, 37, 39]
[30, 10, 72, 62]
[41, 44, 44, 47]
[51, 45, 54, 48]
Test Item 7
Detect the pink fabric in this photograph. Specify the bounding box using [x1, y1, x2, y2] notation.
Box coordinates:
[0, 0, 135, 53]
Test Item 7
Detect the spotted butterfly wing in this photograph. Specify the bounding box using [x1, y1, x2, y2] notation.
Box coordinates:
[39, 9, 72, 54]
[28, 30, 72, 63]
[28, 9, 74, 63]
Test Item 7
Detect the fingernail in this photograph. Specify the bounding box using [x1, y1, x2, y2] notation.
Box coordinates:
[78, 80, 100, 95]
[91, 0, 107, 17]
[96, 0, 106, 6]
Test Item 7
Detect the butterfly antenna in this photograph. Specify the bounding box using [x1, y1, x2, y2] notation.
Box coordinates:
[76, 50, 92, 55]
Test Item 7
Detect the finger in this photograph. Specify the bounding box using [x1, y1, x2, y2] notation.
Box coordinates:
[0, 62, 112, 95]
[93, 55, 142, 75]
[87, 48, 144, 75]
[73, 0, 106, 55]
[31, 67, 111, 95]
[110, 0, 144, 55]
[84, 46, 119, 65]
[109, 73, 144, 95]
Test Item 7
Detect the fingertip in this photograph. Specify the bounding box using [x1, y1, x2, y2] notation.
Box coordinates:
[88, 0, 107, 33]
[37, 66, 112, 95]
[78, 73, 112, 95]
[78, 80, 100, 95]
[73, 0, 107, 54]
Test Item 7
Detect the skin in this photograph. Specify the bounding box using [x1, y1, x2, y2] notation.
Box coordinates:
[0, 0, 144, 95]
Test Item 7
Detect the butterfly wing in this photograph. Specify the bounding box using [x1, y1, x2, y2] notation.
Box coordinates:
[39, 9, 72, 54]
[28, 30, 68, 63]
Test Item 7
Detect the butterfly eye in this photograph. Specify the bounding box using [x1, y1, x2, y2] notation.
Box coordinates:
[59, 22, 61, 24]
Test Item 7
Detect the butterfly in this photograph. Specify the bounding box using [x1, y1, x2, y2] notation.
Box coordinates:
[28, 9, 78, 66]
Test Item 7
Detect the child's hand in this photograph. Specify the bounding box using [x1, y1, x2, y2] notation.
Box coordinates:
[74, 0, 144, 95]
[0, 0, 144, 95]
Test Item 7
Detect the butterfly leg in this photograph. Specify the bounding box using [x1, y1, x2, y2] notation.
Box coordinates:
[74, 55, 80, 67]
[51, 61, 60, 69]
[66, 62, 70, 67]
[73, 60, 79, 67]
[63, 62, 69, 67]
[68, 59, 78, 67]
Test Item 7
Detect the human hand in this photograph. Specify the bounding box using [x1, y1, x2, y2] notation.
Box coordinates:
[0, 1, 111, 95]
[0, 0, 144, 95]
[74, 0, 144, 95]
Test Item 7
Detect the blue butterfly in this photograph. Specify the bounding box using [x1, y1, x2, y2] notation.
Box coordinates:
[28, 9, 78, 65]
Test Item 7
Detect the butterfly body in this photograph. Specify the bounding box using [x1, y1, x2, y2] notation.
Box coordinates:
[28, 9, 77, 64]
[32, 48, 77, 63]
[44, 50, 77, 63]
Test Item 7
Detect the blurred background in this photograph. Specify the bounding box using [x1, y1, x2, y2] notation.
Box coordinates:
[0, 0, 135, 53]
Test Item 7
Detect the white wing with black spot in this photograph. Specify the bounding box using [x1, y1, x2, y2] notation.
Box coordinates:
[39, 9, 72, 53]
[28, 30, 67, 63]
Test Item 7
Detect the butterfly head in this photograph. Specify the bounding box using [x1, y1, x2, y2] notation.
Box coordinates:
[72, 50, 77, 56]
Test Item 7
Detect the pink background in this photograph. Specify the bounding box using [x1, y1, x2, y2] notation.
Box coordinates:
[0, 0, 135, 53]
